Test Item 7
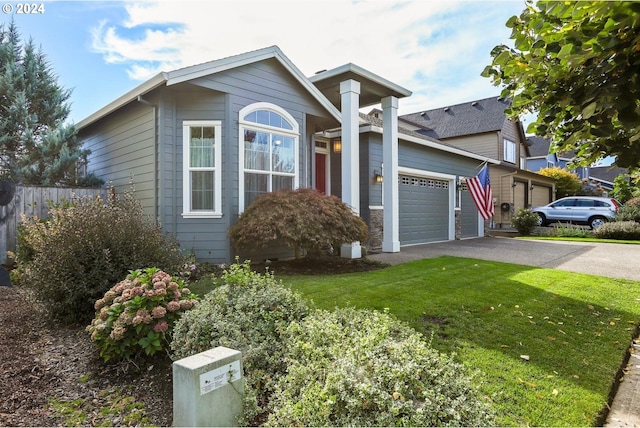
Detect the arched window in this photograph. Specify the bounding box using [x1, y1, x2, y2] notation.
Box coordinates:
[239, 103, 299, 211]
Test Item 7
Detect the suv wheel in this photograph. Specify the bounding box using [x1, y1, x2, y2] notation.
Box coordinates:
[535, 213, 547, 226]
[589, 216, 606, 229]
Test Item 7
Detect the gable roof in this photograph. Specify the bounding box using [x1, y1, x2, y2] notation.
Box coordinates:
[309, 63, 412, 108]
[526, 136, 552, 158]
[399, 96, 512, 139]
[77, 46, 341, 130]
[589, 166, 627, 184]
[358, 112, 499, 164]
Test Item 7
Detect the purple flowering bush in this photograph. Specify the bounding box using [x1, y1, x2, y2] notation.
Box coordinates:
[87, 267, 198, 362]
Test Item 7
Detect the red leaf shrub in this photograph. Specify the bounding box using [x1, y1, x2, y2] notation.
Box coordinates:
[229, 188, 368, 258]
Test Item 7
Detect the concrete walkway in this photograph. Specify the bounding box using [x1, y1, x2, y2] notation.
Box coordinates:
[368, 237, 640, 427]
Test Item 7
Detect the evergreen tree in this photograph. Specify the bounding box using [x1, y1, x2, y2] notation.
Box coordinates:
[0, 20, 96, 186]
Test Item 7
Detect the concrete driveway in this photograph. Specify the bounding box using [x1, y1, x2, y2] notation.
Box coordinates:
[369, 237, 640, 281]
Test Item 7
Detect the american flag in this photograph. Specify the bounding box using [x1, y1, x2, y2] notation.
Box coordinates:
[467, 164, 494, 220]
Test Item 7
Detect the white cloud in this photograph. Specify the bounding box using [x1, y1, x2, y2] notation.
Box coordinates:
[90, 0, 525, 114]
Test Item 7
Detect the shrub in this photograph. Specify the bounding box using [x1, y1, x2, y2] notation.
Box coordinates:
[592, 221, 640, 240]
[86, 268, 198, 362]
[626, 197, 640, 208]
[511, 208, 539, 235]
[16, 188, 188, 324]
[616, 204, 640, 223]
[549, 224, 593, 238]
[266, 307, 495, 427]
[537, 167, 582, 197]
[170, 260, 310, 425]
[229, 188, 368, 259]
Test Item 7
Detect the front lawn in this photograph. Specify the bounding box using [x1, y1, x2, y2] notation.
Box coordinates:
[281, 256, 640, 427]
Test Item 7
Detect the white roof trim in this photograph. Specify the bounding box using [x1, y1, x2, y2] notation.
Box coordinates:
[362, 124, 499, 164]
[76, 73, 167, 129]
[309, 62, 412, 97]
[77, 46, 341, 130]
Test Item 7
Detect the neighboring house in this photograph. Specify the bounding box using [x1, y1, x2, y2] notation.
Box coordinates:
[399, 97, 555, 228]
[527, 136, 627, 194]
[77, 46, 497, 264]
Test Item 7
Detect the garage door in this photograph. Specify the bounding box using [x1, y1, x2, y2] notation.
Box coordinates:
[532, 185, 552, 207]
[460, 188, 479, 238]
[399, 175, 449, 245]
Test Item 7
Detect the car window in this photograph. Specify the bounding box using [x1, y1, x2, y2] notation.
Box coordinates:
[554, 199, 577, 207]
[594, 200, 611, 207]
[576, 199, 594, 207]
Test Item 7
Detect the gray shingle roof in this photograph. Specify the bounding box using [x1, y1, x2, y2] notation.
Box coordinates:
[400, 96, 511, 139]
[526, 136, 552, 157]
[589, 166, 627, 184]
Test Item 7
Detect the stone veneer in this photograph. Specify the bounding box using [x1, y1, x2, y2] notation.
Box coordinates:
[369, 208, 383, 252]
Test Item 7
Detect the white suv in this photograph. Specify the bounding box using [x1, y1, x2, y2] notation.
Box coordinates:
[532, 196, 620, 229]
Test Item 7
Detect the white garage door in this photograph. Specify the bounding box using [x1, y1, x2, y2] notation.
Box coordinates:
[399, 175, 450, 245]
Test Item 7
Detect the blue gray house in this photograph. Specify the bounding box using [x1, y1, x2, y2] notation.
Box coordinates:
[77, 46, 495, 263]
[526, 136, 627, 194]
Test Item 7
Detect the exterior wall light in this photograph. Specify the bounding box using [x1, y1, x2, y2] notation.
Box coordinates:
[333, 139, 342, 153]
[374, 170, 383, 183]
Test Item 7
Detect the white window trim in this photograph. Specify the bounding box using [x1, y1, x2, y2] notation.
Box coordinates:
[182, 120, 222, 218]
[504, 138, 517, 164]
[238, 103, 299, 213]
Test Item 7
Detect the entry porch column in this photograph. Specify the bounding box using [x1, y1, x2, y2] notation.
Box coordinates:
[340, 79, 360, 215]
[381, 96, 400, 252]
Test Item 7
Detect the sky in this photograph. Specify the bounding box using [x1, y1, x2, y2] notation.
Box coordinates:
[2, 0, 530, 125]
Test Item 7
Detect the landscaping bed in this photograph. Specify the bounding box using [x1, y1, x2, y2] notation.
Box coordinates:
[0, 286, 173, 427]
[0, 257, 384, 427]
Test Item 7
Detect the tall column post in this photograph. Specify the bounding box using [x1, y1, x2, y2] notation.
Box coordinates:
[340, 79, 361, 215]
[382, 96, 400, 253]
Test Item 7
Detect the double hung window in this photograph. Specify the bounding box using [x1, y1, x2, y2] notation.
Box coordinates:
[504, 139, 516, 164]
[182, 120, 222, 217]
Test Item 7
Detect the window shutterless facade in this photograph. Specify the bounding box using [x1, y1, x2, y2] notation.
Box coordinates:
[182, 120, 222, 218]
[239, 103, 299, 212]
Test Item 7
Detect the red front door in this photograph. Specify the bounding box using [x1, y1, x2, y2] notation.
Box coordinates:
[315, 152, 326, 194]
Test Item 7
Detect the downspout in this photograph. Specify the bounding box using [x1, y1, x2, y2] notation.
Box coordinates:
[137, 95, 159, 224]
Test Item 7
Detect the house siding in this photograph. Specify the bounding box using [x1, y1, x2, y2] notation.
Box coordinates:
[442, 132, 498, 160]
[499, 119, 523, 165]
[82, 101, 156, 215]
[164, 61, 335, 263]
[364, 133, 483, 248]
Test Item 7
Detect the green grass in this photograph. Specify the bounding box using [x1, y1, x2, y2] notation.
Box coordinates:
[281, 256, 640, 427]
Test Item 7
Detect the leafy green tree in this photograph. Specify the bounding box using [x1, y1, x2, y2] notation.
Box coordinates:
[0, 21, 96, 186]
[482, 1, 640, 168]
[611, 174, 636, 204]
[537, 166, 582, 198]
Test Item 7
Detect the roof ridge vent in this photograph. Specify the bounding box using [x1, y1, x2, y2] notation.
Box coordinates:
[471, 101, 478, 106]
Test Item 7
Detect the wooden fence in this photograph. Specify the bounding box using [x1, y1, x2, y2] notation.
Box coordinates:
[0, 185, 108, 263]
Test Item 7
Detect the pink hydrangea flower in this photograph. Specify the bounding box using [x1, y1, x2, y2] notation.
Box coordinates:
[167, 282, 178, 291]
[151, 306, 167, 319]
[181, 288, 191, 295]
[167, 301, 181, 312]
[109, 326, 126, 341]
[153, 281, 166, 290]
[153, 321, 169, 333]
[173, 290, 181, 299]
[180, 300, 195, 310]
